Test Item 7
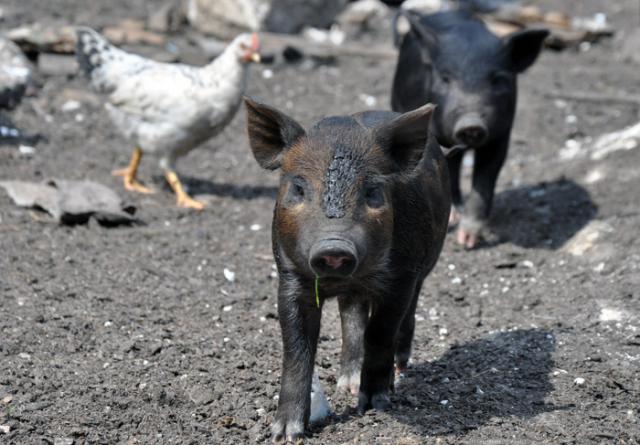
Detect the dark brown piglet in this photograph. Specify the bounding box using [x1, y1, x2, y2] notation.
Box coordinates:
[244, 97, 451, 443]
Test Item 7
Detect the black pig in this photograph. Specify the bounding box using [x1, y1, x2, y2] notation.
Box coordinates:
[244, 97, 450, 443]
[392, 10, 548, 248]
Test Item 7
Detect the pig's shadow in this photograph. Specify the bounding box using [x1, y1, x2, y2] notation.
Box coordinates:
[381, 329, 556, 437]
[155, 175, 278, 200]
[322, 330, 556, 437]
[488, 179, 597, 249]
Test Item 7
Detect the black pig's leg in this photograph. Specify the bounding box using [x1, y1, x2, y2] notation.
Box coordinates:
[394, 282, 422, 375]
[272, 274, 322, 443]
[446, 150, 464, 226]
[337, 296, 369, 395]
[459, 139, 509, 248]
[358, 276, 417, 413]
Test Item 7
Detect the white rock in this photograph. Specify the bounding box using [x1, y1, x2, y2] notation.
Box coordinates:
[591, 122, 640, 160]
[223, 268, 236, 282]
[222, 305, 233, 312]
[18, 145, 35, 156]
[0, 425, 9, 434]
[401, 0, 444, 13]
[440, 399, 449, 406]
[61, 100, 81, 112]
[599, 307, 624, 322]
[358, 93, 377, 107]
[309, 373, 331, 423]
[584, 168, 604, 184]
[562, 220, 614, 257]
[574, 377, 585, 386]
[261, 69, 273, 80]
[559, 139, 582, 160]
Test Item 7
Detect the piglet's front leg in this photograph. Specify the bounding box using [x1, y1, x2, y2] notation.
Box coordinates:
[358, 278, 416, 413]
[272, 274, 322, 444]
[458, 140, 508, 249]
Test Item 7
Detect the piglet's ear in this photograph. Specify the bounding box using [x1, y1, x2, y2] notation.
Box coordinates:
[244, 97, 306, 170]
[375, 103, 436, 172]
[395, 9, 438, 63]
[504, 29, 549, 73]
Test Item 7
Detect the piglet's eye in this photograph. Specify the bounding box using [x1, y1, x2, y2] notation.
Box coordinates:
[288, 177, 306, 203]
[491, 72, 511, 90]
[365, 185, 385, 208]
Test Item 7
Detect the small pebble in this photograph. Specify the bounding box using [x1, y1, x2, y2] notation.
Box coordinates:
[19, 145, 35, 156]
[223, 268, 236, 282]
[261, 69, 274, 79]
[222, 305, 233, 312]
[0, 425, 10, 434]
[250, 224, 261, 231]
[440, 400, 448, 406]
[574, 377, 585, 385]
[61, 100, 81, 112]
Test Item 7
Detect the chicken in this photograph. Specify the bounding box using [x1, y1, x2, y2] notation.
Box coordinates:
[0, 36, 34, 110]
[75, 28, 261, 209]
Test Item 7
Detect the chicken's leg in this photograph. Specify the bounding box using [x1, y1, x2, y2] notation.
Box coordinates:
[112, 147, 154, 194]
[165, 170, 205, 210]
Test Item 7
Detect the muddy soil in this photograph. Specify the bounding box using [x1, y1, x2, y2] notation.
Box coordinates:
[1, 0, 639, 444]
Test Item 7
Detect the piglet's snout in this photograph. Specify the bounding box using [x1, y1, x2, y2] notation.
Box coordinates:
[454, 114, 488, 147]
[309, 239, 358, 277]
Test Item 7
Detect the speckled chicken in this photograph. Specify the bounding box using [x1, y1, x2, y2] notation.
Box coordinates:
[75, 27, 261, 209]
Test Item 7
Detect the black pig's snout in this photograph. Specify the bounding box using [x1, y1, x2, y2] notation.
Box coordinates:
[454, 114, 488, 147]
[309, 239, 358, 277]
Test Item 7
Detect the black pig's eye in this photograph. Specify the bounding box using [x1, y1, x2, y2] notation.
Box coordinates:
[365, 185, 385, 208]
[491, 72, 511, 90]
[439, 71, 452, 84]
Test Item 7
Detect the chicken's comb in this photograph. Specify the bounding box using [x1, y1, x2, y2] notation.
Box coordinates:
[251, 32, 260, 51]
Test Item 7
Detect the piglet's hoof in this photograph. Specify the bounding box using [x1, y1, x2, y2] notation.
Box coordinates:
[337, 371, 360, 395]
[357, 391, 391, 414]
[271, 419, 305, 444]
[456, 227, 479, 249]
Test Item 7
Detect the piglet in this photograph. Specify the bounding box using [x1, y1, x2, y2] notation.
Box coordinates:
[244, 97, 451, 443]
[392, 10, 548, 248]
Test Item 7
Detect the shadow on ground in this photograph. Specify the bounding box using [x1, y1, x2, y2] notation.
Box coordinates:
[388, 329, 557, 436]
[156, 175, 278, 200]
[489, 179, 597, 249]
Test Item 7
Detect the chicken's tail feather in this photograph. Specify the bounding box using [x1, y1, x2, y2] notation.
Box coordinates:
[75, 27, 114, 76]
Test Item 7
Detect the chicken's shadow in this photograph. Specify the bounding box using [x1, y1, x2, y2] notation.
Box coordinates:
[167, 176, 277, 200]
[487, 178, 597, 249]
[385, 328, 557, 436]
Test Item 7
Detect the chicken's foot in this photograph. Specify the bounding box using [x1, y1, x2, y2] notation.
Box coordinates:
[112, 147, 155, 194]
[165, 170, 205, 210]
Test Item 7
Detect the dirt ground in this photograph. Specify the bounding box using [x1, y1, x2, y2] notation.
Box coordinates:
[1, 0, 639, 444]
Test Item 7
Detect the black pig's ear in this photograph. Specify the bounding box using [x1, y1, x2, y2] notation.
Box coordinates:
[244, 97, 306, 170]
[504, 29, 549, 73]
[375, 103, 435, 172]
[396, 9, 438, 63]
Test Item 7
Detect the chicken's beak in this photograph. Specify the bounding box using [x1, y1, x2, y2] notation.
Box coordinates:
[250, 52, 261, 63]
